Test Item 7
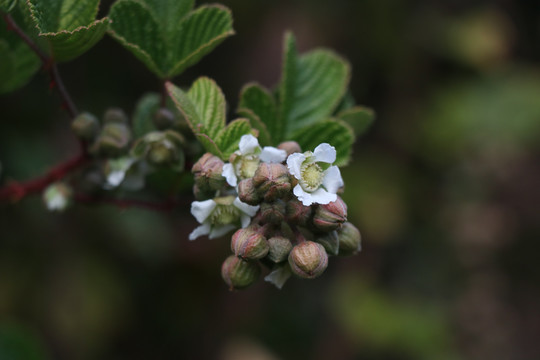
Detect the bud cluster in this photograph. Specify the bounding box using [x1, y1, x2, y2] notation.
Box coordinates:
[189, 135, 362, 290]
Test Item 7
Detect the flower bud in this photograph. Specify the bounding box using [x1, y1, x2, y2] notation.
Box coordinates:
[192, 153, 226, 191]
[153, 108, 175, 130]
[43, 182, 72, 212]
[103, 107, 128, 124]
[94, 123, 131, 156]
[71, 112, 99, 140]
[221, 255, 260, 290]
[237, 178, 262, 205]
[277, 141, 301, 156]
[259, 200, 286, 224]
[286, 198, 312, 226]
[312, 196, 347, 232]
[267, 236, 293, 263]
[315, 231, 339, 256]
[337, 222, 362, 255]
[288, 241, 328, 279]
[252, 163, 291, 202]
[231, 228, 269, 260]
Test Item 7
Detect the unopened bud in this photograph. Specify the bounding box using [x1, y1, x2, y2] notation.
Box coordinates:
[94, 123, 131, 156]
[252, 163, 291, 202]
[71, 112, 99, 140]
[237, 178, 262, 205]
[267, 236, 293, 263]
[277, 141, 301, 156]
[286, 198, 312, 226]
[231, 228, 269, 260]
[288, 241, 328, 279]
[221, 255, 260, 290]
[312, 196, 347, 232]
[153, 108, 175, 130]
[103, 107, 128, 124]
[192, 153, 225, 191]
[259, 200, 286, 224]
[315, 231, 339, 256]
[338, 222, 361, 255]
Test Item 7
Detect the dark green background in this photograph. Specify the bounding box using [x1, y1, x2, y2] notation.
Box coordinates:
[1, 0, 540, 359]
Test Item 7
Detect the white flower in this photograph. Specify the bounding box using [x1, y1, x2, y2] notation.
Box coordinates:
[222, 134, 287, 187]
[286, 143, 344, 206]
[189, 196, 259, 240]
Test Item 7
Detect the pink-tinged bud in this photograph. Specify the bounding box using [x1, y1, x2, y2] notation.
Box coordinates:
[259, 200, 286, 224]
[237, 178, 262, 205]
[253, 163, 291, 202]
[286, 198, 313, 226]
[71, 112, 99, 140]
[192, 153, 225, 191]
[338, 222, 362, 255]
[312, 196, 347, 232]
[231, 228, 269, 260]
[221, 255, 260, 290]
[288, 241, 328, 279]
[153, 108, 175, 130]
[277, 141, 302, 156]
[315, 231, 339, 256]
[267, 236, 293, 263]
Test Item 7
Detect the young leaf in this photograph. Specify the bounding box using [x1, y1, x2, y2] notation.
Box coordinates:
[166, 81, 202, 134]
[108, 1, 234, 79]
[187, 77, 226, 140]
[132, 93, 160, 138]
[27, 0, 110, 62]
[292, 120, 355, 166]
[196, 133, 223, 159]
[277, 31, 297, 143]
[237, 83, 275, 146]
[337, 106, 375, 136]
[215, 118, 252, 159]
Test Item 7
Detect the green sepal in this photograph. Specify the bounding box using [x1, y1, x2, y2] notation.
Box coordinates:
[237, 83, 275, 146]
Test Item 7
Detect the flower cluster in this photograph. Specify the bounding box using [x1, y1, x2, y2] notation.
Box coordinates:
[190, 135, 361, 290]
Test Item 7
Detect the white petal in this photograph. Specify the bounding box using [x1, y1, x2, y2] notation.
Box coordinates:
[322, 166, 344, 194]
[286, 153, 306, 180]
[240, 214, 251, 228]
[313, 143, 336, 164]
[107, 171, 125, 187]
[222, 163, 237, 187]
[264, 265, 292, 289]
[293, 184, 336, 206]
[189, 223, 211, 240]
[260, 147, 287, 163]
[209, 224, 236, 239]
[191, 199, 217, 223]
[238, 134, 260, 155]
[233, 197, 259, 217]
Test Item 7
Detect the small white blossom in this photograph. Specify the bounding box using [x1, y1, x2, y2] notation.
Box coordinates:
[286, 143, 344, 206]
[222, 134, 287, 187]
[43, 183, 72, 211]
[189, 196, 259, 241]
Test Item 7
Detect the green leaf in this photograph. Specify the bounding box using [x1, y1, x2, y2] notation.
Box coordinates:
[337, 106, 375, 136]
[187, 77, 226, 139]
[237, 83, 275, 146]
[132, 93, 160, 138]
[215, 118, 252, 159]
[292, 119, 355, 166]
[166, 81, 202, 134]
[27, 0, 110, 62]
[0, 0, 17, 12]
[108, 1, 234, 79]
[0, 10, 41, 94]
[196, 133, 223, 158]
[278, 33, 351, 137]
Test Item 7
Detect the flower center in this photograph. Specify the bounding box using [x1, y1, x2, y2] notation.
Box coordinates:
[235, 155, 260, 179]
[300, 162, 324, 192]
[211, 196, 241, 225]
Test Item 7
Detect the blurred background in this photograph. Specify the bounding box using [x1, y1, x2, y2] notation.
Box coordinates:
[1, 0, 540, 359]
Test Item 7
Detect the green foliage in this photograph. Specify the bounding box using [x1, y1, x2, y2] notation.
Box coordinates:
[237, 83, 276, 146]
[0, 5, 40, 94]
[132, 93, 160, 138]
[27, 0, 110, 62]
[108, 0, 234, 79]
[338, 106, 375, 136]
[166, 79, 252, 160]
[0, 0, 17, 12]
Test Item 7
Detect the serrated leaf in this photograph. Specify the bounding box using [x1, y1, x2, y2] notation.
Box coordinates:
[278, 32, 351, 137]
[108, 1, 234, 79]
[166, 81, 202, 133]
[338, 106, 375, 136]
[0, 11, 40, 94]
[187, 76, 226, 139]
[237, 83, 275, 146]
[215, 118, 252, 159]
[196, 133, 223, 158]
[27, 0, 109, 62]
[132, 93, 160, 138]
[292, 119, 355, 166]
